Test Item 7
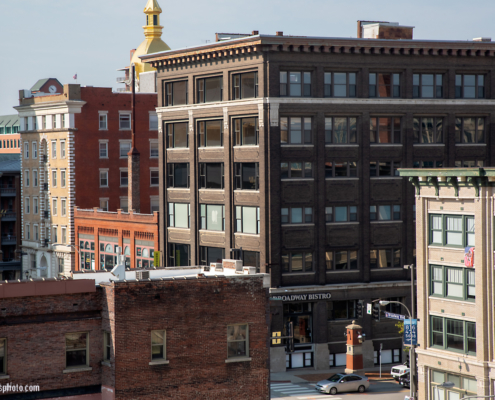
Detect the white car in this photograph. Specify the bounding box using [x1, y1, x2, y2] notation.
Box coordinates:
[315, 373, 370, 395]
[391, 364, 409, 381]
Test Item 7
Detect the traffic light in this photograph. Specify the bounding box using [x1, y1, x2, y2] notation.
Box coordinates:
[356, 300, 364, 318]
[372, 303, 381, 320]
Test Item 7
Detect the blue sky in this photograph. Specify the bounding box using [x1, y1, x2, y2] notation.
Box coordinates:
[1, 0, 494, 114]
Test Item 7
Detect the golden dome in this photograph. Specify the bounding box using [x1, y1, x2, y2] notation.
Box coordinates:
[131, 0, 170, 79]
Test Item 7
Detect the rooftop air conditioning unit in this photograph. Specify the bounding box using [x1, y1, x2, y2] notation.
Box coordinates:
[136, 270, 150, 280]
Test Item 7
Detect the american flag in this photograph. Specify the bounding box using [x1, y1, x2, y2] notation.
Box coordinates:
[73, 74, 77, 80]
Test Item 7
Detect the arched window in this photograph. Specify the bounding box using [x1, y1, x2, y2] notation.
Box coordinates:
[153, 15, 157, 25]
[124, 246, 130, 256]
[85, 241, 90, 249]
[142, 248, 149, 258]
[105, 244, 113, 253]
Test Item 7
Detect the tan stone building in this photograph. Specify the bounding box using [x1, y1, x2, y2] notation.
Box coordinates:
[400, 167, 495, 399]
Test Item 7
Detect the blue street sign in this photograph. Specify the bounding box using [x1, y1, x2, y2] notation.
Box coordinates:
[384, 312, 406, 321]
[404, 319, 418, 346]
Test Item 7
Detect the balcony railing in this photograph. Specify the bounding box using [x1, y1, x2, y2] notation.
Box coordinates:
[116, 76, 127, 83]
[1, 235, 16, 244]
[114, 88, 129, 93]
[2, 211, 16, 220]
[0, 187, 15, 196]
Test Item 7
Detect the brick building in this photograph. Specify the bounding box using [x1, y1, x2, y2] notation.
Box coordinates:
[14, 85, 159, 278]
[0, 265, 270, 399]
[141, 22, 495, 370]
[74, 207, 158, 271]
[399, 167, 495, 400]
[0, 115, 20, 154]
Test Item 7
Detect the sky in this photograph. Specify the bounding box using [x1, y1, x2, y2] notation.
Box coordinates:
[1, 0, 494, 115]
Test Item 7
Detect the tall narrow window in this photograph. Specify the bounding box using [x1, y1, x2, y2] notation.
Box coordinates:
[227, 324, 249, 359]
[151, 330, 166, 360]
[65, 333, 88, 368]
[60, 141, 66, 158]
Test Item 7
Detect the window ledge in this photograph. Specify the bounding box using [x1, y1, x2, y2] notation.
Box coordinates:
[325, 144, 359, 147]
[282, 223, 315, 227]
[413, 143, 445, 146]
[0, 375, 10, 380]
[281, 145, 314, 148]
[370, 177, 402, 179]
[149, 359, 170, 366]
[225, 357, 252, 363]
[370, 220, 403, 224]
[99, 129, 108, 131]
[101, 361, 111, 367]
[326, 222, 359, 225]
[326, 270, 360, 273]
[63, 366, 92, 374]
[233, 145, 259, 149]
[325, 177, 359, 180]
[370, 267, 405, 271]
[99, 157, 109, 160]
[282, 272, 315, 276]
[455, 143, 487, 146]
[370, 144, 403, 146]
[234, 190, 260, 193]
[281, 178, 314, 181]
[429, 296, 475, 304]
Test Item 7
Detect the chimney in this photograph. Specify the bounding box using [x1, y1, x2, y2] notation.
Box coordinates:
[251, 30, 259, 35]
[128, 64, 140, 213]
[359, 21, 414, 40]
[276, 31, 283, 36]
[473, 37, 491, 42]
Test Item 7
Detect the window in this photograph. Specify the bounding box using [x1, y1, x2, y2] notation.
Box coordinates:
[103, 332, 111, 362]
[168, 243, 191, 267]
[455, 117, 485, 143]
[34, 224, 39, 240]
[61, 199, 67, 217]
[61, 170, 66, 187]
[227, 324, 249, 359]
[149, 141, 159, 159]
[168, 203, 190, 228]
[149, 113, 158, 130]
[25, 170, 30, 187]
[25, 197, 30, 214]
[325, 161, 358, 178]
[52, 198, 58, 216]
[167, 163, 189, 188]
[32, 142, 38, 158]
[429, 214, 474, 247]
[120, 170, 128, 187]
[99, 142, 108, 158]
[455, 160, 484, 168]
[198, 120, 222, 147]
[33, 170, 38, 186]
[325, 206, 357, 222]
[60, 141, 66, 158]
[197, 76, 223, 103]
[164, 80, 188, 106]
[119, 113, 131, 130]
[200, 204, 225, 231]
[24, 142, 29, 158]
[282, 252, 313, 273]
[53, 226, 58, 243]
[234, 117, 258, 146]
[369, 73, 400, 97]
[281, 207, 312, 224]
[119, 141, 131, 157]
[199, 163, 224, 189]
[370, 249, 401, 268]
[328, 300, 356, 319]
[370, 205, 401, 221]
[151, 330, 166, 360]
[281, 162, 313, 179]
[166, 122, 188, 148]
[26, 224, 30, 240]
[234, 163, 259, 190]
[100, 170, 108, 187]
[150, 170, 159, 186]
[370, 161, 401, 177]
[58, 256, 64, 273]
[325, 250, 358, 270]
[33, 198, 38, 214]
[42, 116, 46, 129]
[413, 74, 443, 98]
[51, 140, 57, 158]
[150, 197, 159, 213]
[324, 72, 356, 97]
[65, 332, 88, 368]
[413, 117, 443, 144]
[99, 198, 109, 211]
[199, 246, 225, 265]
[430, 265, 475, 301]
[370, 117, 401, 143]
[52, 170, 57, 187]
[62, 114, 67, 128]
[61, 226, 67, 244]
[430, 370, 477, 400]
[280, 117, 312, 144]
[0, 339, 7, 375]
[52, 114, 58, 129]
[33, 116, 38, 130]
[325, 117, 357, 144]
[280, 71, 311, 97]
[236, 206, 260, 234]
[430, 317, 476, 355]
[413, 160, 444, 169]
[233, 72, 258, 99]
[99, 113, 108, 130]
[455, 74, 484, 98]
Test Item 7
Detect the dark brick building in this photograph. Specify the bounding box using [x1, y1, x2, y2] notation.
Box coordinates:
[0, 267, 269, 399]
[142, 21, 495, 371]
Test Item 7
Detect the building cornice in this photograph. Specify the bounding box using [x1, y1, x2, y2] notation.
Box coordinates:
[14, 100, 86, 116]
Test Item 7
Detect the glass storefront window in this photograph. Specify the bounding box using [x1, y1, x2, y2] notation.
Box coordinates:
[136, 246, 154, 268]
[79, 239, 95, 270]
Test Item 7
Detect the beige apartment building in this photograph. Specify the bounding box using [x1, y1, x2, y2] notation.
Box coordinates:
[400, 167, 495, 399]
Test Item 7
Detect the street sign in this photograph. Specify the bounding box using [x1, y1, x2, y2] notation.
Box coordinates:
[384, 312, 406, 320]
[404, 319, 418, 346]
[154, 251, 160, 267]
[367, 303, 372, 315]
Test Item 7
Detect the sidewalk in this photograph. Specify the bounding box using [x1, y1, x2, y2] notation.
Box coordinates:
[271, 366, 394, 384]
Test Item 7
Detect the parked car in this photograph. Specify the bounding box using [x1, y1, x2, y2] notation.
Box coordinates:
[315, 373, 370, 395]
[391, 364, 410, 381]
[399, 372, 410, 388]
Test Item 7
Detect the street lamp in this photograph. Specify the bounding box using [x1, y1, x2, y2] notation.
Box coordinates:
[433, 381, 455, 400]
[379, 299, 415, 400]
[404, 263, 417, 397]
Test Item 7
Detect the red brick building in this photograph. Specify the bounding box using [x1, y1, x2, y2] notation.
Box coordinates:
[0, 267, 270, 399]
[74, 207, 158, 271]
